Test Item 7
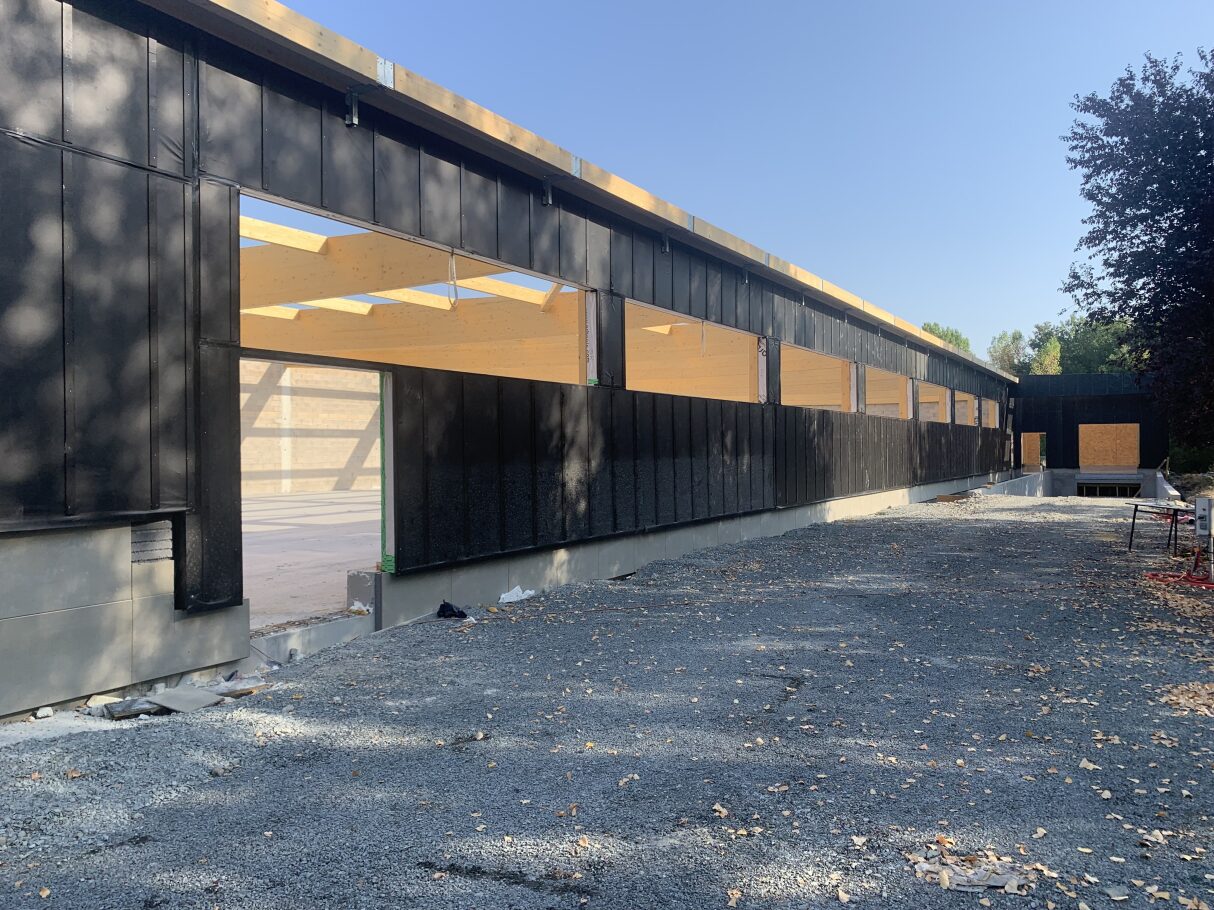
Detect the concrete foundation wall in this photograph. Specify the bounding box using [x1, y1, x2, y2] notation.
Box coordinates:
[240, 360, 381, 496]
[373, 471, 1010, 628]
[984, 472, 1047, 497]
[0, 526, 250, 718]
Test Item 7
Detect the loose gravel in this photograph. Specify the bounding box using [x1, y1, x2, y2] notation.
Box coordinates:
[1, 496, 1211, 909]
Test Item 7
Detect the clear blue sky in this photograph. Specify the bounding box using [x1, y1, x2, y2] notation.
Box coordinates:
[282, 0, 1212, 357]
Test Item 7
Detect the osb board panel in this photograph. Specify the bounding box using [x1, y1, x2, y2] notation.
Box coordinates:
[1021, 432, 1043, 468]
[1078, 423, 1139, 468]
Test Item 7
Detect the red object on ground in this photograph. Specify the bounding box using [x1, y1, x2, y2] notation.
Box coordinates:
[1144, 547, 1214, 590]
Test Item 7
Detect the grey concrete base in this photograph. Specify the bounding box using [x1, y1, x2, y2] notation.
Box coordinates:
[370, 471, 1010, 630]
[983, 472, 1047, 497]
[239, 612, 375, 673]
[0, 524, 250, 719]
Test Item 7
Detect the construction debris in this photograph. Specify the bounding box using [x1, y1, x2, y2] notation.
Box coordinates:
[436, 601, 468, 619]
[85, 675, 270, 721]
[907, 839, 1037, 895]
[498, 585, 536, 604]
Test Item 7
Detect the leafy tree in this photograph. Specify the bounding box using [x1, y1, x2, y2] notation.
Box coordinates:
[1055, 315, 1128, 373]
[1064, 52, 1214, 446]
[987, 329, 1028, 373]
[922, 322, 972, 352]
[1029, 336, 1062, 374]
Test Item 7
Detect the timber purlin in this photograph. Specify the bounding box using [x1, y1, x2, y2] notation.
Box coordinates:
[0, 0, 1014, 611]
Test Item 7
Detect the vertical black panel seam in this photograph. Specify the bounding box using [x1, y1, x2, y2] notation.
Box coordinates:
[460, 376, 470, 556]
[62, 151, 76, 515]
[527, 382, 538, 546]
[495, 379, 508, 551]
[147, 36, 159, 168]
[61, 3, 73, 145]
[148, 176, 161, 509]
[227, 185, 239, 341]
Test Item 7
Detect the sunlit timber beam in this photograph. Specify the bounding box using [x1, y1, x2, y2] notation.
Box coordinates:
[238, 216, 330, 253]
[370, 287, 455, 310]
[297, 297, 375, 315]
[241, 232, 502, 309]
[453, 276, 548, 305]
[241, 291, 584, 354]
[243, 305, 301, 320]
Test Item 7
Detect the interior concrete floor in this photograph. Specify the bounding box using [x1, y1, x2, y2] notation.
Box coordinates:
[241, 490, 381, 628]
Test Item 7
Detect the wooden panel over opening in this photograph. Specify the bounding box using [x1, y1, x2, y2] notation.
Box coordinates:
[865, 367, 909, 419]
[954, 391, 977, 426]
[1021, 432, 1044, 471]
[917, 381, 950, 424]
[1078, 423, 1139, 470]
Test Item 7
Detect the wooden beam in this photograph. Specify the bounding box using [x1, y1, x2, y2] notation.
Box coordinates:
[243, 305, 301, 320]
[241, 291, 586, 384]
[240, 233, 501, 309]
[454, 276, 548, 305]
[242, 291, 583, 353]
[298, 297, 375, 315]
[540, 282, 564, 312]
[370, 287, 454, 311]
[239, 216, 329, 254]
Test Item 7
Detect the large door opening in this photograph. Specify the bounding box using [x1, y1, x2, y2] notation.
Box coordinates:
[240, 357, 385, 628]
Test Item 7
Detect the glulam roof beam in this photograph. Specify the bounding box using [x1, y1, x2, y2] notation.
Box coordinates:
[239, 216, 330, 253]
[240, 232, 502, 310]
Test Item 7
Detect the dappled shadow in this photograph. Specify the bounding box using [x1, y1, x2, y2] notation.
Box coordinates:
[1, 498, 1211, 908]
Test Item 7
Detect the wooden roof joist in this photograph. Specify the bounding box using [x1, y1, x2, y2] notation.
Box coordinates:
[239, 216, 329, 253]
[241, 290, 584, 353]
[240, 231, 503, 310]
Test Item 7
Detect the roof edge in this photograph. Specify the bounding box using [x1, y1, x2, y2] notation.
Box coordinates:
[139, 0, 1016, 384]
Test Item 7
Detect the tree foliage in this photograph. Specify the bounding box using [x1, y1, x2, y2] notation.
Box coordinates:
[1063, 52, 1214, 445]
[1028, 335, 1062, 375]
[986, 315, 1126, 376]
[987, 330, 1028, 374]
[922, 322, 972, 352]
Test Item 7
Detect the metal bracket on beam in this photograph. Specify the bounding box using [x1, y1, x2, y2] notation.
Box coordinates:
[344, 82, 382, 128]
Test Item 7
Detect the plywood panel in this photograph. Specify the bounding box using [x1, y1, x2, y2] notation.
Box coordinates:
[1079, 423, 1139, 469]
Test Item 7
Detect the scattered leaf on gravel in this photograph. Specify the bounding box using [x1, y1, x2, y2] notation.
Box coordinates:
[726, 888, 742, 907]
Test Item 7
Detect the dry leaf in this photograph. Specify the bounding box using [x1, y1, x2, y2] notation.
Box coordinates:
[712, 803, 730, 818]
[38, 887, 50, 899]
[726, 888, 742, 907]
[837, 887, 850, 903]
[1032, 827, 1048, 839]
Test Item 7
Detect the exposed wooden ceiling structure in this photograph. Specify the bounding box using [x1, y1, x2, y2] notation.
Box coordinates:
[241, 214, 767, 401]
[239, 215, 588, 384]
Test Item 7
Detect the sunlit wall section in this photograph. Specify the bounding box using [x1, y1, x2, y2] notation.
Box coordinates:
[780, 344, 854, 412]
[625, 302, 759, 403]
[954, 391, 978, 425]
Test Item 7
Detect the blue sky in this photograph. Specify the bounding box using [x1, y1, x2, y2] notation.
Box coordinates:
[279, 0, 1212, 357]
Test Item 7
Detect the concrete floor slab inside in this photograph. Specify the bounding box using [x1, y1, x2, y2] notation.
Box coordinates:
[242, 490, 381, 627]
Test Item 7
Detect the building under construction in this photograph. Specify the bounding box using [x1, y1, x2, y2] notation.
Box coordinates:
[0, 0, 1158, 717]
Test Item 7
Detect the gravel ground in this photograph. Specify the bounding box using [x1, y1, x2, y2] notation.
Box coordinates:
[1, 496, 1211, 909]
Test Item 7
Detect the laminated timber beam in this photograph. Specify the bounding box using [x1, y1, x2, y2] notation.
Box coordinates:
[240, 231, 503, 310]
[241, 291, 587, 383]
[239, 216, 329, 253]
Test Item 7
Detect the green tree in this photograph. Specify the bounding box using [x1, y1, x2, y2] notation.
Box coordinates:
[1055, 315, 1127, 373]
[1064, 52, 1214, 446]
[922, 322, 971, 352]
[987, 329, 1027, 373]
[1029, 336, 1062, 374]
